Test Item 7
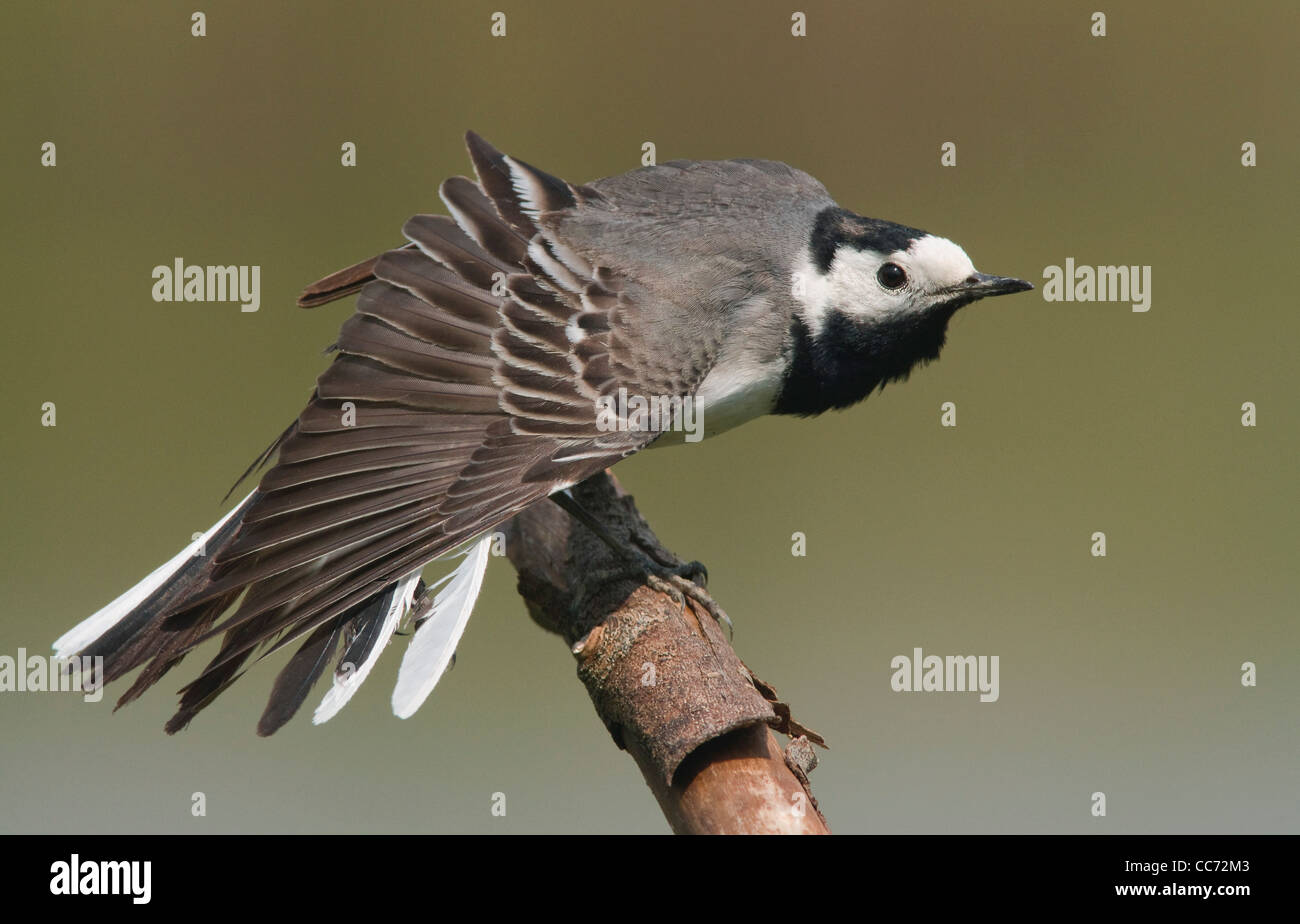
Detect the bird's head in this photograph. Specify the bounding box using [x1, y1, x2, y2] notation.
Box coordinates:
[775, 206, 1032, 416]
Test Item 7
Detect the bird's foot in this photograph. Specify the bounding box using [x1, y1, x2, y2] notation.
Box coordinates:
[644, 566, 732, 639]
[585, 553, 731, 638]
[550, 491, 731, 637]
[626, 532, 730, 632]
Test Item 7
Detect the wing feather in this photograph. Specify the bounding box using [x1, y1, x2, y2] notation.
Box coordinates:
[56, 130, 718, 733]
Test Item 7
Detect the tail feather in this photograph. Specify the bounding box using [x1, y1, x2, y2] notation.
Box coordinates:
[312, 571, 421, 725]
[255, 615, 347, 737]
[392, 534, 492, 719]
[163, 619, 263, 735]
[57, 509, 491, 734]
[114, 588, 243, 709]
[57, 492, 257, 685]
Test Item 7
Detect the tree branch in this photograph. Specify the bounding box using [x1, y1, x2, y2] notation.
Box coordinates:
[502, 471, 829, 834]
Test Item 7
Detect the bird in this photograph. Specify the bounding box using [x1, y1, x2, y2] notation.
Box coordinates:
[54, 132, 1033, 736]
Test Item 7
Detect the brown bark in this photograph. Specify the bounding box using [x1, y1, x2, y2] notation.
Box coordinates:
[502, 471, 829, 835]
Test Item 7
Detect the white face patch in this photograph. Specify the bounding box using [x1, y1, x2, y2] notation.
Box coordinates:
[791, 233, 976, 333]
[905, 234, 977, 291]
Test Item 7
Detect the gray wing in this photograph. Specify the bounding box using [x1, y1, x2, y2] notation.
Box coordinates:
[77, 133, 720, 733]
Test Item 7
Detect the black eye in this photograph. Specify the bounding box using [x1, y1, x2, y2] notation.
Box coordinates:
[877, 262, 907, 290]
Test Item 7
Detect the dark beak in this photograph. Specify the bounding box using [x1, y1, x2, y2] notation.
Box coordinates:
[960, 273, 1034, 299]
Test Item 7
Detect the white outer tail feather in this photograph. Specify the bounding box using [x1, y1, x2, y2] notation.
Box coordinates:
[53, 492, 256, 660]
[53, 496, 495, 728]
[391, 533, 493, 719]
[312, 571, 420, 725]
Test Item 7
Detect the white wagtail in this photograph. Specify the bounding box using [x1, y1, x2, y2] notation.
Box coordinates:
[55, 132, 1032, 735]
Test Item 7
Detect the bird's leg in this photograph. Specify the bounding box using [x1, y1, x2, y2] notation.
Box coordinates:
[549, 492, 732, 637]
[627, 533, 710, 587]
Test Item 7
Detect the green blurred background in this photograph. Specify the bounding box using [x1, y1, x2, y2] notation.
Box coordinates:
[3, 0, 1296, 833]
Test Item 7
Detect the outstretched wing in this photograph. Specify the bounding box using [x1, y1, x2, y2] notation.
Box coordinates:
[61, 132, 714, 733]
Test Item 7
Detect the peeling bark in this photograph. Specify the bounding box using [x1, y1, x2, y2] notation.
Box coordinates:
[503, 471, 830, 835]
